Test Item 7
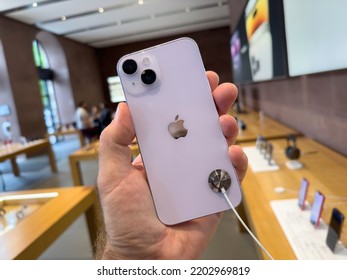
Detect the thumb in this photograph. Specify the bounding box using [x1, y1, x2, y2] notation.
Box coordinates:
[109, 102, 135, 146]
[97, 103, 135, 193]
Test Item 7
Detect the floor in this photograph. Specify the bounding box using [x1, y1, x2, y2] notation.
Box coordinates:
[0, 135, 259, 260]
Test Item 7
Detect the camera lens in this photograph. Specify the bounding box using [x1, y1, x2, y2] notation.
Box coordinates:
[122, 59, 137, 75]
[141, 69, 156, 85]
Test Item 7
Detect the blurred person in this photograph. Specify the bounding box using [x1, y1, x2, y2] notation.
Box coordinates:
[99, 102, 112, 131]
[75, 101, 99, 143]
[91, 105, 101, 129]
[75, 101, 92, 130]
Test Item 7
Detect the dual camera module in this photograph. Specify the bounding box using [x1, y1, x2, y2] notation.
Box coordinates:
[122, 59, 157, 85]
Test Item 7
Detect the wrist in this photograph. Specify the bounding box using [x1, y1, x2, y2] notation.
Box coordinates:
[98, 243, 123, 260]
[99, 242, 164, 260]
[100, 249, 120, 260]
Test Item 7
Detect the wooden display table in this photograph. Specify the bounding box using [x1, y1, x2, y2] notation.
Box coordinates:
[240, 137, 347, 259]
[0, 139, 57, 177]
[230, 109, 301, 143]
[46, 128, 85, 147]
[0, 186, 98, 260]
[69, 140, 139, 186]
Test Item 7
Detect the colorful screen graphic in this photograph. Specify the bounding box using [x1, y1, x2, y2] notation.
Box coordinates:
[230, 0, 288, 84]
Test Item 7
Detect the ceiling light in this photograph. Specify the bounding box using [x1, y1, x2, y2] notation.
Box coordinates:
[185, 6, 191, 12]
[61, 16, 67, 21]
[138, 0, 144, 5]
[32, 2, 38, 7]
[117, 20, 122, 25]
[98, 7, 104, 13]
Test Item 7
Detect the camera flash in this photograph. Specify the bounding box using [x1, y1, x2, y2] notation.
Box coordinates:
[142, 57, 150, 65]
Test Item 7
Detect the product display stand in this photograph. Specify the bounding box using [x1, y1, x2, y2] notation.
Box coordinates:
[270, 199, 347, 260]
[243, 146, 279, 172]
[0, 187, 97, 260]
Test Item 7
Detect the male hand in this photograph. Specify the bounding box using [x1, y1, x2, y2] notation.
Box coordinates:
[96, 71, 247, 259]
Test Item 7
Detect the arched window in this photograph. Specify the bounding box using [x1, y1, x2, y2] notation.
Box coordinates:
[32, 39, 60, 142]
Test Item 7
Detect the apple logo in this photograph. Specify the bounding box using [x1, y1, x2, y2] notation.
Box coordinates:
[168, 115, 188, 139]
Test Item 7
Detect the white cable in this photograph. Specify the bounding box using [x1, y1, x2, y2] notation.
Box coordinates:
[221, 187, 274, 260]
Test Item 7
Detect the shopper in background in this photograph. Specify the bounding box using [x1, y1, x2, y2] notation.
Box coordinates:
[91, 105, 101, 129]
[98, 102, 112, 131]
[96, 71, 248, 259]
[75, 101, 99, 143]
[74, 101, 92, 130]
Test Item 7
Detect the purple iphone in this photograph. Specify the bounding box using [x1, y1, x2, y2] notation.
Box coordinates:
[298, 177, 309, 210]
[117, 38, 242, 225]
[310, 191, 325, 228]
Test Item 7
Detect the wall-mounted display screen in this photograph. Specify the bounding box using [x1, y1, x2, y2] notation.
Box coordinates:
[283, 0, 347, 76]
[230, 0, 288, 84]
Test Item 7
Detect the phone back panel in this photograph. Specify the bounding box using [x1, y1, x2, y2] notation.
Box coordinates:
[117, 38, 242, 225]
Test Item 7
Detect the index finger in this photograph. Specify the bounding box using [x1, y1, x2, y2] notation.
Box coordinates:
[213, 82, 238, 115]
[206, 71, 238, 115]
[207, 71, 220, 91]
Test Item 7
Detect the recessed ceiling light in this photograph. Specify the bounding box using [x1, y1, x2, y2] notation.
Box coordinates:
[32, 2, 38, 7]
[98, 7, 104, 13]
[185, 6, 191, 12]
[61, 16, 67, 21]
[138, 0, 144, 5]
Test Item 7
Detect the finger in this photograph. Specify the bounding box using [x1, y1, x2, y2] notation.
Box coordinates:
[206, 71, 220, 92]
[109, 102, 135, 146]
[98, 103, 135, 192]
[220, 114, 239, 146]
[213, 83, 238, 115]
[229, 145, 248, 182]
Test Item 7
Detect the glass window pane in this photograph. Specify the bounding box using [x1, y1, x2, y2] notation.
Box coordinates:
[107, 76, 126, 103]
[32, 39, 61, 141]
